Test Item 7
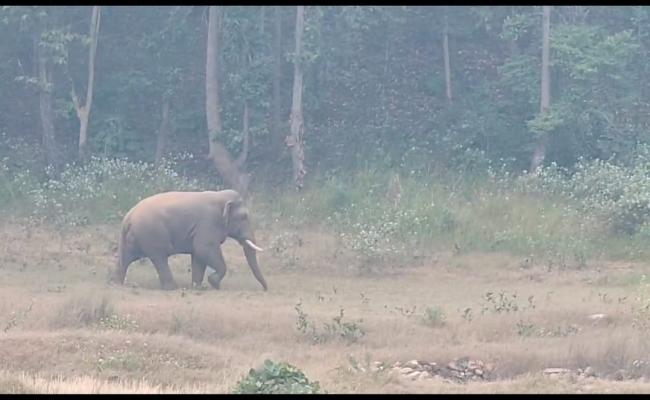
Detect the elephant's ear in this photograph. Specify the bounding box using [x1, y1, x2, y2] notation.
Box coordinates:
[223, 198, 242, 229]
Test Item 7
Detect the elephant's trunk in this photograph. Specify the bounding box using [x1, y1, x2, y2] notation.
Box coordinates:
[241, 239, 268, 291]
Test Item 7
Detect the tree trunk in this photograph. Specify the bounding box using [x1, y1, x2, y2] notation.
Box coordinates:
[443, 7, 452, 105]
[36, 36, 59, 172]
[71, 5, 101, 164]
[155, 96, 171, 166]
[206, 6, 249, 196]
[285, 5, 307, 190]
[235, 101, 250, 168]
[530, 5, 551, 173]
[271, 6, 284, 161]
[206, 5, 222, 160]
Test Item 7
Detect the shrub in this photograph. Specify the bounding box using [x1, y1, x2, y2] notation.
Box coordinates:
[519, 147, 650, 235]
[22, 155, 207, 227]
[422, 306, 447, 328]
[234, 359, 324, 394]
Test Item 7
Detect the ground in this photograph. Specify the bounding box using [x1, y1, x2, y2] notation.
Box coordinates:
[1, 220, 650, 393]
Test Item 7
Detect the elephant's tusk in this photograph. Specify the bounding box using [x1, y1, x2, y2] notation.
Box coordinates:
[245, 239, 264, 252]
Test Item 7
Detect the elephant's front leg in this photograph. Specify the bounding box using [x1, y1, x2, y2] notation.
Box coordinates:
[204, 248, 227, 290]
[191, 254, 207, 289]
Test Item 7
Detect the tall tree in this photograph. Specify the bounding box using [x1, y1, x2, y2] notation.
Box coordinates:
[206, 6, 250, 196]
[271, 6, 284, 161]
[69, 5, 101, 163]
[530, 5, 551, 173]
[286, 5, 307, 190]
[155, 96, 171, 165]
[36, 32, 59, 171]
[442, 6, 452, 105]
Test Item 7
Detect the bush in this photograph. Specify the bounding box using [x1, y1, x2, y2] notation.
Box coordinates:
[519, 147, 650, 235]
[422, 306, 447, 328]
[233, 359, 324, 394]
[14, 155, 208, 227]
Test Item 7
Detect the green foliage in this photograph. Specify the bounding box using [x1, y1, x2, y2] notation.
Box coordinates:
[422, 306, 447, 328]
[479, 290, 535, 315]
[521, 147, 650, 235]
[294, 301, 365, 345]
[2, 155, 208, 227]
[234, 359, 324, 394]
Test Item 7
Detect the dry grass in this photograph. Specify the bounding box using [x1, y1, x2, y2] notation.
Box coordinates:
[2, 221, 650, 393]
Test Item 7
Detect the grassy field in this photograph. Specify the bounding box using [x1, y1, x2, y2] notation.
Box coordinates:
[2, 218, 650, 394]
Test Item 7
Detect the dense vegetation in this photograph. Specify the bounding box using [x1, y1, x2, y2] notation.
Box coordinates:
[2, 6, 650, 263]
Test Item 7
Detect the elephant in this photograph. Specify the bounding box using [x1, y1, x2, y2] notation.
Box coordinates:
[109, 189, 268, 291]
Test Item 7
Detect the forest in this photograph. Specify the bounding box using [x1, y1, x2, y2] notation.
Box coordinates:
[3, 5, 650, 394]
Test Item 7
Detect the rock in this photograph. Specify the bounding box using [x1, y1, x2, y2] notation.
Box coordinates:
[588, 313, 612, 326]
[399, 367, 415, 375]
[393, 361, 402, 368]
[543, 368, 572, 376]
[448, 361, 461, 371]
[474, 368, 484, 376]
[405, 359, 420, 368]
[583, 366, 596, 377]
[406, 371, 422, 380]
[423, 362, 438, 372]
[610, 369, 626, 381]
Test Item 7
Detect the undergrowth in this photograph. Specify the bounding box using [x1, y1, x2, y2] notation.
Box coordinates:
[3, 152, 650, 265]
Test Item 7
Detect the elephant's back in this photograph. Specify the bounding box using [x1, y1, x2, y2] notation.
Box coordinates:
[125, 191, 206, 224]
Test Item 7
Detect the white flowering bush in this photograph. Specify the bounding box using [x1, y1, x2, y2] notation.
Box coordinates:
[22, 155, 208, 227]
[520, 147, 650, 235]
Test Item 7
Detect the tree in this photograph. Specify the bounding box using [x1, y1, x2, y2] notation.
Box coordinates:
[530, 5, 551, 173]
[271, 6, 284, 161]
[442, 6, 452, 105]
[155, 96, 171, 165]
[206, 6, 250, 196]
[286, 5, 307, 190]
[69, 6, 101, 163]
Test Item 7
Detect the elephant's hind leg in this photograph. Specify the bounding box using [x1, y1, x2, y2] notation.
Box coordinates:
[191, 254, 207, 288]
[110, 249, 138, 285]
[150, 256, 177, 290]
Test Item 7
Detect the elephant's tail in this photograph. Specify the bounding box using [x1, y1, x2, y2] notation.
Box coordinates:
[110, 209, 136, 285]
[117, 217, 133, 268]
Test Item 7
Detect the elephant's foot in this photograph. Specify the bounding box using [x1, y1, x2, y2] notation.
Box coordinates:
[207, 273, 223, 289]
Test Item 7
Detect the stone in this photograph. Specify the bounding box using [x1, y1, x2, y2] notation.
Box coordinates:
[405, 359, 420, 368]
[583, 366, 596, 377]
[417, 372, 431, 381]
[544, 368, 571, 376]
[400, 367, 415, 375]
[448, 361, 461, 371]
[474, 368, 484, 376]
[611, 369, 626, 381]
[406, 371, 422, 380]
